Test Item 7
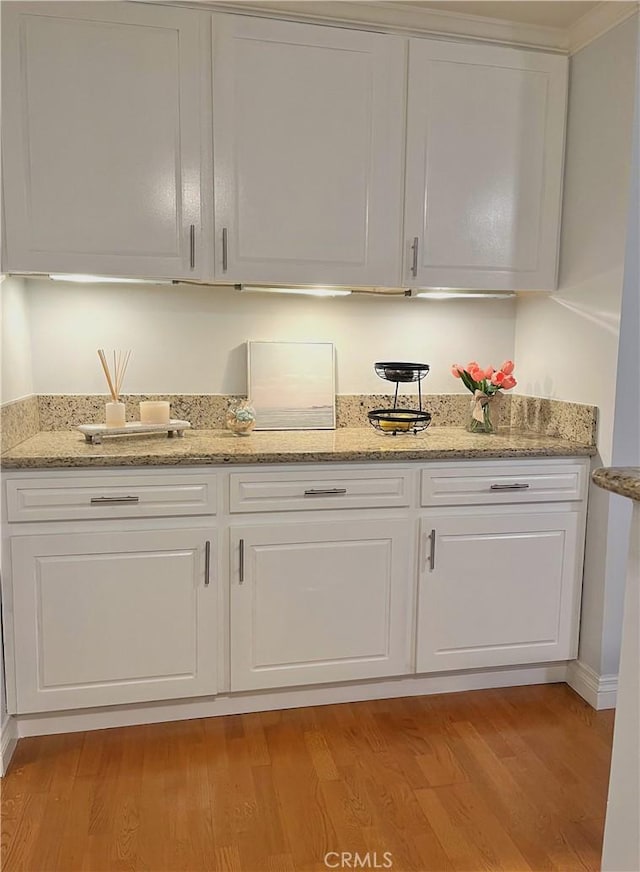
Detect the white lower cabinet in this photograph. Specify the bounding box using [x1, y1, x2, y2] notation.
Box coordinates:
[229, 519, 414, 690]
[2, 460, 589, 721]
[10, 529, 217, 713]
[416, 511, 581, 673]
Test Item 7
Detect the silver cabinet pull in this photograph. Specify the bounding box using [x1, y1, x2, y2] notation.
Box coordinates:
[222, 227, 228, 272]
[189, 224, 196, 269]
[490, 483, 531, 491]
[90, 496, 140, 505]
[304, 488, 348, 497]
[429, 528, 436, 571]
[411, 236, 419, 278]
[239, 538, 245, 584]
[204, 540, 211, 587]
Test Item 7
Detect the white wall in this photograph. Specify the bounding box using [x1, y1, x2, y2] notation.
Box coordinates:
[0, 275, 33, 767]
[0, 275, 33, 403]
[514, 15, 638, 462]
[600, 17, 640, 684]
[24, 280, 516, 396]
[514, 15, 639, 679]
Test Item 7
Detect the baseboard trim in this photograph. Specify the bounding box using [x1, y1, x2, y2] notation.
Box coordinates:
[566, 660, 618, 710]
[1, 715, 18, 776]
[15, 662, 569, 738]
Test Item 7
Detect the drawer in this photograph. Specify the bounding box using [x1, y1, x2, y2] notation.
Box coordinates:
[6, 474, 217, 522]
[421, 462, 586, 507]
[230, 469, 412, 513]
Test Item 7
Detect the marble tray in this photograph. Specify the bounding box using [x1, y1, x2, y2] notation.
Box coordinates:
[77, 420, 191, 445]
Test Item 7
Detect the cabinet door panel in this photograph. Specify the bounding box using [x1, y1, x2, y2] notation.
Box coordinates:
[405, 39, 567, 290]
[10, 529, 217, 713]
[213, 15, 405, 286]
[417, 512, 580, 672]
[2, 2, 203, 278]
[230, 519, 413, 690]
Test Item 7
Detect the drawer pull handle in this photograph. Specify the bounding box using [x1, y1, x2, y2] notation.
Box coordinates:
[90, 496, 140, 505]
[304, 488, 348, 497]
[239, 538, 245, 584]
[189, 224, 196, 269]
[429, 528, 436, 571]
[411, 236, 419, 278]
[222, 227, 229, 272]
[489, 483, 530, 491]
[204, 540, 211, 587]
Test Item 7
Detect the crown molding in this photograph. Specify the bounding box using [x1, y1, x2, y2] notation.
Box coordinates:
[568, 1, 639, 55]
[178, 1, 569, 50]
[160, 0, 640, 54]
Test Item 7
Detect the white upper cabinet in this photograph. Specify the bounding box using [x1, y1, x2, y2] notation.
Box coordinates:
[1, 5, 569, 289]
[404, 39, 568, 291]
[1, 2, 204, 279]
[212, 14, 406, 287]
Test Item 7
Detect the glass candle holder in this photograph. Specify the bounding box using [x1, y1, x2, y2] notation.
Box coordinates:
[105, 401, 126, 428]
[140, 401, 170, 425]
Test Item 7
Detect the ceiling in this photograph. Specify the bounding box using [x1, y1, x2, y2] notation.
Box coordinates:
[407, 2, 600, 29]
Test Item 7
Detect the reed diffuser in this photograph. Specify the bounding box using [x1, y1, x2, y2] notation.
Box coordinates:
[98, 349, 131, 427]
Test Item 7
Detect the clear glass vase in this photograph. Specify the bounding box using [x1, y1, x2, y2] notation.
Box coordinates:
[468, 396, 495, 434]
[226, 400, 256, 436]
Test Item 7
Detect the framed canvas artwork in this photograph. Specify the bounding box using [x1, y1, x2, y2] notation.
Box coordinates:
[247, 341, 336, 430]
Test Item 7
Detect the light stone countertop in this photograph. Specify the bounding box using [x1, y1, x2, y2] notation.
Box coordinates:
[1, 426, 596, 470]
[592, 467, 640, 502]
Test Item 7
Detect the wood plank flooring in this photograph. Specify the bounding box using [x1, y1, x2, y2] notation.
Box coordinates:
[1, 684, 614, 872]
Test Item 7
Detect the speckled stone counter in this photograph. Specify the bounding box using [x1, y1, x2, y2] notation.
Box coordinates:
[1, 426, 596, 470]
[592, 467, 640, 502]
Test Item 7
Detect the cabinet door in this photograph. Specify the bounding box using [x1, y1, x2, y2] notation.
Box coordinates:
[230, 519, 413, 690]
[404, 39, 567, 290]
[2, 2, 204, 279]
[416, 512, 581, 672]
[10, 529, 217, 713]
[212, 15, 405, 286]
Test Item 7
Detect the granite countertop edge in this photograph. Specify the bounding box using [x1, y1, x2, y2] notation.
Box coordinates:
[1, 427, 597, 470]
[592, 467, 640, 502]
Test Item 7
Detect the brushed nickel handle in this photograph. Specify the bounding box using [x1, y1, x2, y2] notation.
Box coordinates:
[303, 488, 348, 497]
[239, 538, 244, 584]
[189, 224, 196, 269]
[90, 496, 140, 505]
[204, 540, 211, 587]
[222, 227, 228, 272]
[429, 528, 436, 571]
[411, 236, 419, 278]
[490, 483, 531, 491]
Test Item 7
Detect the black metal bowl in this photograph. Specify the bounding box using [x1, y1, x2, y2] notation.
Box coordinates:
[368, 408, 432, 435]
[374, 362, 430, 383]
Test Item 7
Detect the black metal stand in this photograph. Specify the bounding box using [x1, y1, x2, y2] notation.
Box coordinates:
[368, 362, 431, 435]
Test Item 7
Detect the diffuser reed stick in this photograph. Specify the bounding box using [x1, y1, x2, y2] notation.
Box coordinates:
[97, 348, 131, 402]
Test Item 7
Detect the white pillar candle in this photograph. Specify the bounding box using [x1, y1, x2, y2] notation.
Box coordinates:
[105, 402, 126, 428]
[139, 400, 170, 425]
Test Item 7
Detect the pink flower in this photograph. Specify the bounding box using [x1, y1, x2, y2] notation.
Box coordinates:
[451, 364, 462, 378]
[474, 366, 494, 380]
[468, 367, 483, 382]
[502, 375, 517, 390]
[466, 361, 479, 372]
[500, 360, 515, 376]
[491, 370, 506, 386]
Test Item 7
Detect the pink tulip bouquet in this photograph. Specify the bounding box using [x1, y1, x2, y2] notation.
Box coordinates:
[451, 360, 517, 434]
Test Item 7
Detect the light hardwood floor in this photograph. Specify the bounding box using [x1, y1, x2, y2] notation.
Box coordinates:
[1, 684, 614, 872]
